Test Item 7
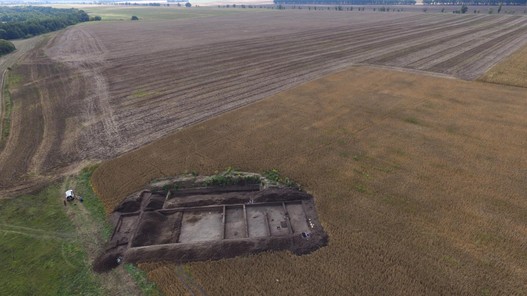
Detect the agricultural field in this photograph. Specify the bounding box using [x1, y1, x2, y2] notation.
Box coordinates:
[92, 65, 527, 295]
[1, 5, 527, 295]
[2, 10, 527, 197]
[480, 42, 527, 87]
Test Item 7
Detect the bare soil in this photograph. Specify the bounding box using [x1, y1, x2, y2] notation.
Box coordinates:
[95, 177, 326, 273]
[2, 12, 527, 196]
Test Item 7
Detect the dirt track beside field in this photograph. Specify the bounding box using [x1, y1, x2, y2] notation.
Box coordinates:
[2, 11, 527, 195]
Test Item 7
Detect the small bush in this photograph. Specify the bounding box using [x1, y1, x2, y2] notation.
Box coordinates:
[0, 39, 15, 56]
[131, 15, 139, 20]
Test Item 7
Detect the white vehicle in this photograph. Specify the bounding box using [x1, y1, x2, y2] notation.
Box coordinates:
[65, 189, 75, 201]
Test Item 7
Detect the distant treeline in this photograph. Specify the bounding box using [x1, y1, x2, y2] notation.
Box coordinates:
[424, 0, 525, 3]
[274, 0, 526, 4]
[274, 0, 416, 4]
[0, 7, 89, 40]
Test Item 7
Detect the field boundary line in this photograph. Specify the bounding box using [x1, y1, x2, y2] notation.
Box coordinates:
[0, 69, 8, 146]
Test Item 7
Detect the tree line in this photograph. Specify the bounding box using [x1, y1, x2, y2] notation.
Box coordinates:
[0, 6, 89, 40]
[424, 0, 525, 4]
[275, 0, 525, 4]
[274, 0, 415, 4]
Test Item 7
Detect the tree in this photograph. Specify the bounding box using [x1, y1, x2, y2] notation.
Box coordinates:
[131, 15, 139, 20]
[185, 2, 192, 7]
[0, 39, 15, 56]
[461, 4, 468, 14]
[497, 3, 502, 13]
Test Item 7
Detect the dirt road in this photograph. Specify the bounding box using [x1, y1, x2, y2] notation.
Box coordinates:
[0, 36, 44, 146]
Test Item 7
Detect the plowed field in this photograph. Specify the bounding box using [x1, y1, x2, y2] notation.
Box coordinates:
[2, 11, 527, 196]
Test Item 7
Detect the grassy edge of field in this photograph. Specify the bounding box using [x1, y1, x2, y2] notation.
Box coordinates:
[0, 69, 15, 149]
[0, 166, 162, 296]
[76, 165, 162, 296]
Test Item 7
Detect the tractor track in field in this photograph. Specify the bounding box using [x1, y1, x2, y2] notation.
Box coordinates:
[0, 223, 76, 240]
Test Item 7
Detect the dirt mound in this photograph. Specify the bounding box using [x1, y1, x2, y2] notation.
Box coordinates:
[114, 199, 141, 213]
[144, 195, 165, 211]
[253, 188, 311, 203]
[92, 251, 122, 273]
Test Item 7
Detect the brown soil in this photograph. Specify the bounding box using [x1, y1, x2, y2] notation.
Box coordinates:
[2, 12, 527, 196]
[96, 179, 326, 273]
[92, 66, 527, 295]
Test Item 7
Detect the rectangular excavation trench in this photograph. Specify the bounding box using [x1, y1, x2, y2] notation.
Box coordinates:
[118, 201, 312, 248]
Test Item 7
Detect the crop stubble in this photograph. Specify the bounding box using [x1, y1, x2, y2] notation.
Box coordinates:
[92, 66, 527, 295]
[2, 12, 527, 195]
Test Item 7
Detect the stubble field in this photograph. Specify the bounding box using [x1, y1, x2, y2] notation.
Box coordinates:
[2, 10, 527, 196]
[92, 66, 527, 295]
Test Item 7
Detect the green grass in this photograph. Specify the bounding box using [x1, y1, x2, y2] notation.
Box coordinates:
[73, 165, 113, 239]
[0, 71, 19, 149]
[72, 165, 162, 295]
[0, 185, 102, 295]
[0, 166, 163, 295]
[124, 264, 162, 296]
[130, 89, 159, 99]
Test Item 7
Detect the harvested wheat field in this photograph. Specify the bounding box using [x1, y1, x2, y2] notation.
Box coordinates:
[480, 42, 527, 87]
[92, 65, 527, 295]
[2, 11, 527, 195]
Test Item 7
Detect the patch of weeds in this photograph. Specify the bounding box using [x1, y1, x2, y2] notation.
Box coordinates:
[336, 138, 347, 146]
[205, 168, 261, 187]
[263, 168, 281, 182]
[0, 74, 14, 148]
[7, 72, 22, 87]
[441, 255, 461, 266]
[263, 169, 298, 188]
[480, 287, 491, 296]
[124, 264, 161, 296]
[353, 168, 370, 179]
[373, 165, 394, 173]
[393, 148, 405, 156]
[339, 151, 350, 158]
[354, 183, 368, 193]
[162, 183, 180, 192]
[130, 89, 158, 99]
[404, 117, 420, 125]
[474, 232, 496, 246]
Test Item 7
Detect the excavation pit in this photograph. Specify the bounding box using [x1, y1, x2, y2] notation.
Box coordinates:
[94, 173, 328, 272]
